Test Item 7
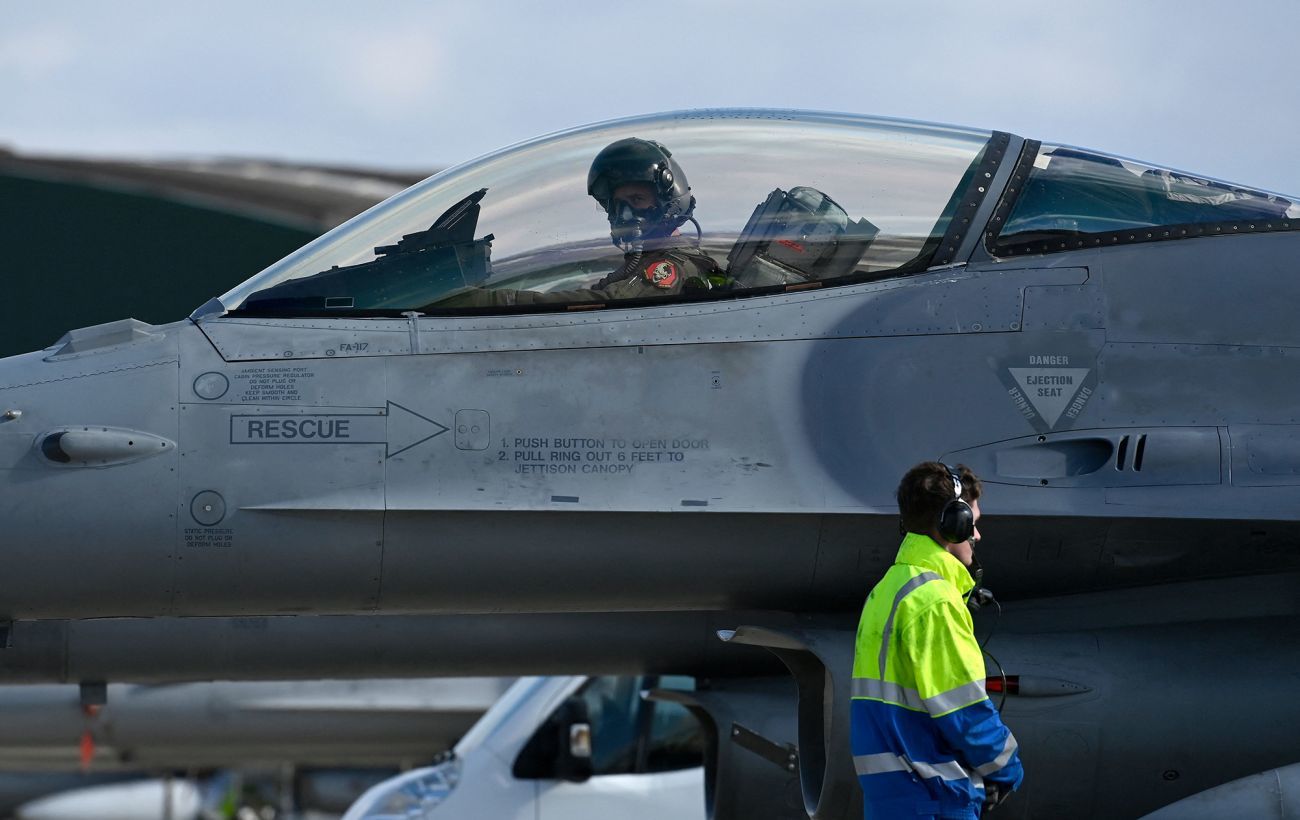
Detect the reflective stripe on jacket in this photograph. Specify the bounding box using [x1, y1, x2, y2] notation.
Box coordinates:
[850, 533, 1024, 814]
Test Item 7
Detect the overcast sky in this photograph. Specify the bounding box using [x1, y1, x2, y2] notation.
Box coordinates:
[4, 1, 1299, 193]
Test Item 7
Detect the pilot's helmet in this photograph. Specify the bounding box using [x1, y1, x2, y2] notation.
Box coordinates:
[587, 138, 695, 248]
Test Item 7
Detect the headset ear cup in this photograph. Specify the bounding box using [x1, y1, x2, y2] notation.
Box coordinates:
[938, 500, 974, 544]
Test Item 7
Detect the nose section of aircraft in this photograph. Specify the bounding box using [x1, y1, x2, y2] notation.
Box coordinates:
[0, 319, 183, 618]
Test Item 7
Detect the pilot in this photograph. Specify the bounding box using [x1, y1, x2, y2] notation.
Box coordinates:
[850, 462, 1024, 819]
[584, 137, 722, 292]
[441, 138, 722, 307]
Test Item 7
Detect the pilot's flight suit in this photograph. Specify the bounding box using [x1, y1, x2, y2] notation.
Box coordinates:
[441, 246, 721, 307]
[851, 533, 1023, 818]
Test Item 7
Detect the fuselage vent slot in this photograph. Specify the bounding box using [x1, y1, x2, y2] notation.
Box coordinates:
[1133, 434, 1148, 471]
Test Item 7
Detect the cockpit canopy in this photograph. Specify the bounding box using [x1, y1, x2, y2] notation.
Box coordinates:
[220, 110, 993, 316]
[216, 110, 1300, 318]
[989, 143, 1298, 255]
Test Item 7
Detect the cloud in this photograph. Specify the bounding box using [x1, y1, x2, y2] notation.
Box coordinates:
[4, 0, 1300, 192]
[0, 27, 77, 78]
[330, 27, 447, 122]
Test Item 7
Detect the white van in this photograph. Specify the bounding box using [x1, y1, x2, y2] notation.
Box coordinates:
[342, 675, 706, 820]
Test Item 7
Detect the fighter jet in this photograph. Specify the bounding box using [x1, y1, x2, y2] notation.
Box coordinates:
[0, 612, 777, 684]
[0, 677, 507, 771]
[3, 109, 1300, 817]
[0, 677, 507, 820]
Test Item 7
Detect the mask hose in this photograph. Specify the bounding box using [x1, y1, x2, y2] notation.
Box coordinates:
[594, 250, 643, 290]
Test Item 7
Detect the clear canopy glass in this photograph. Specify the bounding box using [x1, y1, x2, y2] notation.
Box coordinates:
[219, 110, 992, 316]
[995, 143, 1300, 251]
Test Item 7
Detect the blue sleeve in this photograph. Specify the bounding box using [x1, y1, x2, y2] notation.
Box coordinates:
[931, 698, 1024, 789]
[907, 604, 1024, 790]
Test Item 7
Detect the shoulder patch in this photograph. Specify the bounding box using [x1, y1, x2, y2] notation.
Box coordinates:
[644, 259, 679, 289]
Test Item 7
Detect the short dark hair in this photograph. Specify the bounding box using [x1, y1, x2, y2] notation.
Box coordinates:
[897, 462, 981, 536]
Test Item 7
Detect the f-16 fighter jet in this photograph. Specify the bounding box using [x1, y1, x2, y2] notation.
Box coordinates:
[3, 110, 1300, 818]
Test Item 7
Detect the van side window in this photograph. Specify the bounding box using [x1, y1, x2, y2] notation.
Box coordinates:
[578, 675, 704, 776]
[580, 676, 643, 776]
[642, 684, 704, 773]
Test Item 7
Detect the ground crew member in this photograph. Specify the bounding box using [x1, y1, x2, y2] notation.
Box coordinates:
[443, 138, 722, 307]
[851, 462, 1023, 818]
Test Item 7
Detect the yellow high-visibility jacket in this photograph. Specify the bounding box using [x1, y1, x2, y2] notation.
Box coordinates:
[850, 533, 1023, 816]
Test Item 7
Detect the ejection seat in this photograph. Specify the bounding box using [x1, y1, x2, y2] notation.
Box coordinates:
[725, 187, 878, 289]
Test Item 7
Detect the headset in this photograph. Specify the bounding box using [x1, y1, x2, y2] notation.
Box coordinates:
[937, 464, 975, 545]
